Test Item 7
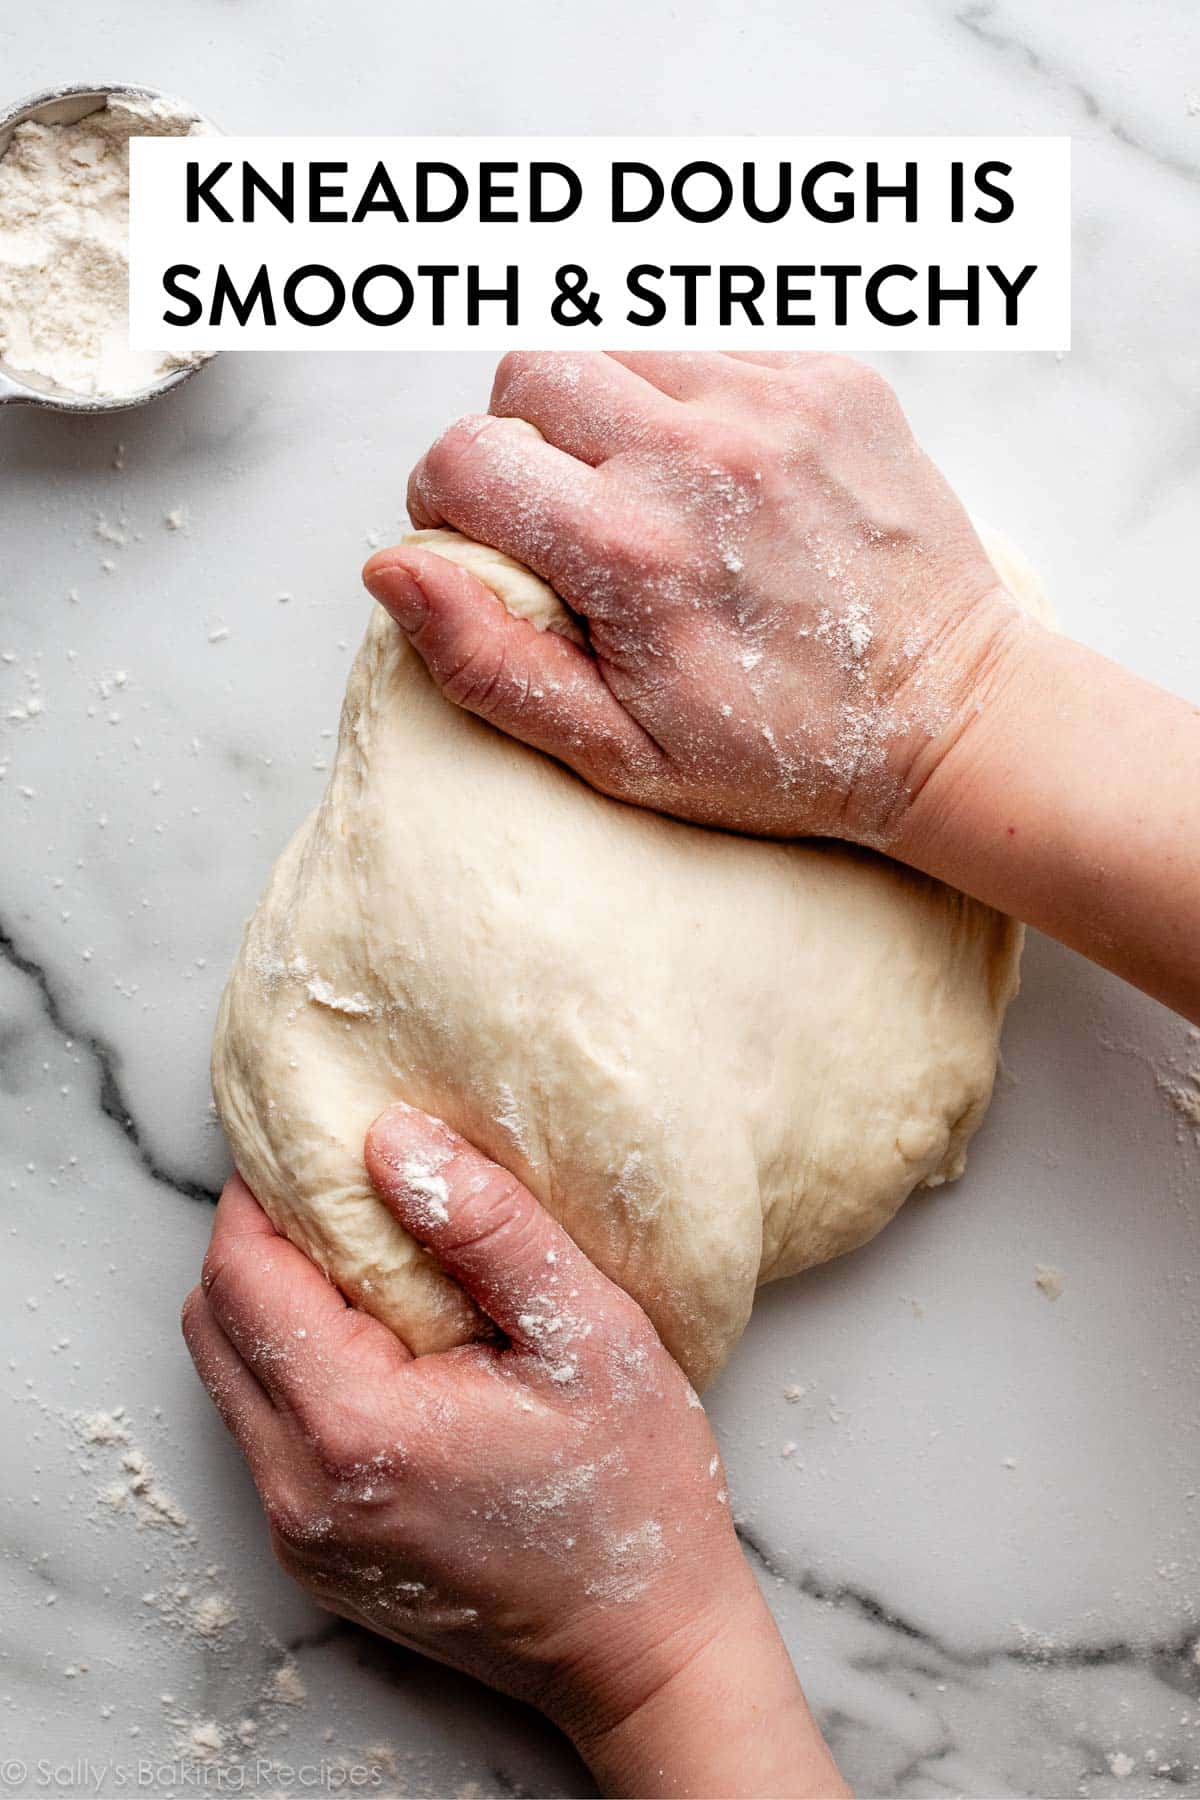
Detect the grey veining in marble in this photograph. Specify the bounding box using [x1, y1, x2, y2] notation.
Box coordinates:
[3, 1, 1200, 1795]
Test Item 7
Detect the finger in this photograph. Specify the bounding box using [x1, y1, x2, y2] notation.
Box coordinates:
[605, 351, 751, 402]
[364, 1102, 629, 1373]
[724, 350, 891, 408]
[405, 413, 602, 588]
[721, 351, 818, 370]
[488, 350, 686, 465]
[181, 1283, 286, 1472]
[362, 543, 664, 798]
[202, 1176, 412, 1421]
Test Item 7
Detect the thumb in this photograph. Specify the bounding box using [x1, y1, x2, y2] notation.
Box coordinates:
[362, 544, 661, 801]
[364, 1101, 620, 1376]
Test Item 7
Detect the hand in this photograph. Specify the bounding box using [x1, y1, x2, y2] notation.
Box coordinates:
[363, 350, 1024, 848]
[182, 1104, 847, 1797]
[365, 347, 1200, 1021]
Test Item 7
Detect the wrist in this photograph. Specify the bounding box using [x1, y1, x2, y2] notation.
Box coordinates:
[558, 1583, 848, 1799]
[884, 586, 1042, 870]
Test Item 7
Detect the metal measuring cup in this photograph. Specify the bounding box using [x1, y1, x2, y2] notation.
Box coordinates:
[0, 81, 216, 413]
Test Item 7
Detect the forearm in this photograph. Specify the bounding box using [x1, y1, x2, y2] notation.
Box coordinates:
[896, 620, 1200, 1022]
[568, 1591, 850, 1800]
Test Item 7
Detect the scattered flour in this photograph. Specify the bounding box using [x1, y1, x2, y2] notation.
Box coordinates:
[77, 1411, 190, 1530]
[119, 1447, 190, 1530]
[268, 1657, 307, 1706]
[1158, 1068, 1200, 1134]
[77, 1407, 131, 1446]
[1034, 1263, 1065, 1302]
[179, 1719, 225, 1763]
[59, 1403, 334, 1779]
[191, 1591, 238, 1639]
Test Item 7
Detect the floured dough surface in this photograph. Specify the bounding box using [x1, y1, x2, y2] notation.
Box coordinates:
[213, 526, 1038, 1389]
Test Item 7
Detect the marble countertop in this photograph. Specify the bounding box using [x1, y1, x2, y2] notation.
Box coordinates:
[3, 2, 1200, 1794]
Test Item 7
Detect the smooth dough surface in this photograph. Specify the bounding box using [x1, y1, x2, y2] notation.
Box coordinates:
[213, 525, 1043, 1389]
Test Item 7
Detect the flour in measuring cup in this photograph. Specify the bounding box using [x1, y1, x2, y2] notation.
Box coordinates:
[0, 93, 208, 398]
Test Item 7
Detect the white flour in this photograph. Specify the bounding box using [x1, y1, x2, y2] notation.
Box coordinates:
[0, 93, 207, 397]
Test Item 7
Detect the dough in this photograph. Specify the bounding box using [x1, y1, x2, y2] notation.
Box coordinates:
[213, 527, 1042, 1389]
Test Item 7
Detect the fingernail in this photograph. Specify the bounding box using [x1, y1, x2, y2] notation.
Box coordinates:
[367, 1106, 455, 1229]
[368, 1100, 454, 1170]
[368, 1100, 417, 1163]
[364, 562, 427, 632]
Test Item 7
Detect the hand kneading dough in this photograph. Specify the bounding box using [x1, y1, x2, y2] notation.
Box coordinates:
[213, 526, 1041, 1389]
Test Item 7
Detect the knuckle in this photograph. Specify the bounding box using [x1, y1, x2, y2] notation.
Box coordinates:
[491, 349, 582, 416]
[601, 1271, 656, 1336]
[332, 1307, 384, 1355]
[625, 1296, 662, 1349]
[405, 459, 436, 524]
[199, 1245, 230, 1302]
[683, 418, 762, 485]
[604, 1298, 671, 1387]
[806, 351, 868, 387]
[326, 1310, 407, 1387]
[440, 639, 512, 716]
[720, 437, 764, 485]
[418, 426, 462, 492]
[836, 352, 884, 387]
[312, 1427, 368, 1487]
[580, 731, 632, 798]
[489, 349, 536, 409]
[268, 1520, 330, 1587]
[200, 1239, 264, 1318]
[799, 355, 893, 425]
[269, 1530, 303, 1580]
[263, 1486, 317, 1554]
[179, 1286, 203, 1340]
[447, 1172, 533, 1257]
[420, 414, 492, 496]
[838, 357, 892, 407]
[583, 725, 659, 805]
[566, 497, 681, 600]
[314, 1447, 353, 1490]
[266, 1509, 303, 1561]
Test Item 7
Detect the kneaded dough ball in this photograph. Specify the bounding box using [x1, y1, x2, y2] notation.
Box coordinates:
[213, 525, 1041, 1389]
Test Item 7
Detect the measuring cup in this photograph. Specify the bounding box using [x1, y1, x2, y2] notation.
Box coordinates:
[0, 81, 216, 413]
